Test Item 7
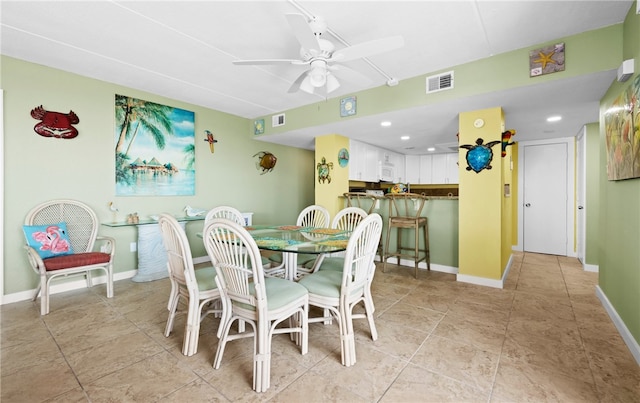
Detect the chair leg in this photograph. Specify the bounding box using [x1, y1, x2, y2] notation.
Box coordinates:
[382, 223, 393, 273]
[164, 289, 180, 337]
[106, 266, 114, 298]
[301, 305, 309, 355]
[414, 225, 419, 279]
[213, 316, 235, 369]
[287, 306, 309, 354]
[32, 284, 41, 302]
[397, 227, 403, 266]
[424, 223, 430, 271]
[253, 319, 271, 392]
[363, 288, 378, 341]
[184, 298, 201, 356]
[40, 276, 49, 315]
[85, 270, 93, 288]
[339, 302, 356, 367]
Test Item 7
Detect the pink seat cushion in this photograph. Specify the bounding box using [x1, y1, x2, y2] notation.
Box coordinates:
[43, 252, 111, 271]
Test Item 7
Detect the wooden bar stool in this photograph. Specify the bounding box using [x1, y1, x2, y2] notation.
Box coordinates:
[382, 193, 430, 278]
[343, 192, 383, 261]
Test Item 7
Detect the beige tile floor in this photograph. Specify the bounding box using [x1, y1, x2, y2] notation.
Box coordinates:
[2, 252, 640, 402]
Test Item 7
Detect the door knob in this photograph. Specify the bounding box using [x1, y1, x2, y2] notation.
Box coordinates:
[525, 203, 531, 207]
[578, 206, 584, 210]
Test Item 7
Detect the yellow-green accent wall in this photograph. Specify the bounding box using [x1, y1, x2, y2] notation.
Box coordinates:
[314, 134, 350, 219]
[458, 108, 506, 280]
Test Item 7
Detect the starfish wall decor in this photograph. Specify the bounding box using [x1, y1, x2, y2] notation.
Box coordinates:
[529, 43, 565, 77]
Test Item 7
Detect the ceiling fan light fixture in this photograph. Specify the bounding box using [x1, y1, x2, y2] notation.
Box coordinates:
[309, 66, 327, 87]
[326, 73, 340, 93]
[299, 75, 315, 94]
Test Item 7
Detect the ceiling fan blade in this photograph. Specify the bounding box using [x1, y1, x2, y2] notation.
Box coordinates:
[332, 35, 405, 63]
[328, 64, 372, 87]
[288, 69, 310, 93]
[285, 13, 321, 52]
[233, 59, 306, 66]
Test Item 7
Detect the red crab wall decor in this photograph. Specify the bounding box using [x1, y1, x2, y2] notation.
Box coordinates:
[30, 105, 79, 139]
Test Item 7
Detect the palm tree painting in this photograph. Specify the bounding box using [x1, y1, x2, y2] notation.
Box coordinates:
[115, 94, 195, 196]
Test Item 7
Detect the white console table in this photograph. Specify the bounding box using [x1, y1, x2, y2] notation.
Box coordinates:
[102, 216, 203, 282]
[103, 212, 253, 282]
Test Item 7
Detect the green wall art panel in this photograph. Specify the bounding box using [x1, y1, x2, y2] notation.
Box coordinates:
[604, 75, 640, 181]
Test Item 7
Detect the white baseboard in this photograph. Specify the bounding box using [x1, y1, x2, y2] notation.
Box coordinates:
[457, 273, 504, 289]
[379, 257, 458, 275]
[456, 254, 512, 289]
[596, 285, 640, 366]
[193, 255, 209, 265]
[584, 263, 599, 273]
[1, 269, 137, 305]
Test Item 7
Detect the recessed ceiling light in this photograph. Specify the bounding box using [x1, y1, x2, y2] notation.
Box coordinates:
[547, 115, 562, 122]
[427, 147, 435, 152]
[401, 136, 410, 140]
[380, 121, 392, 127]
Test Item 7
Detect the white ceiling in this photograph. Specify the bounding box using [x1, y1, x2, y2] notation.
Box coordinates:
[1, 1, 633, 154]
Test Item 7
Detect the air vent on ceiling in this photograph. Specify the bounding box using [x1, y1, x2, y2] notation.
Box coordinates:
[272, 113, 285, 127]
[426, 71, 454, 94]
[436, 142, 460, 152]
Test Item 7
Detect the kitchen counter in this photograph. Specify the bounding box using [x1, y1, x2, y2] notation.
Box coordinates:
[341, 194, 459, 271]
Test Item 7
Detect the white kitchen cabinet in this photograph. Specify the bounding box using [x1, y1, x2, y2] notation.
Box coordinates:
[394, 153, 406, 183]
[349, 139, 364, 180]
[432, 153, 459, 184]
[405, 155, 420, 184]
[349, 139, 380, 182]
[419, 155, 433, 183]
[363, 143, 380, 182]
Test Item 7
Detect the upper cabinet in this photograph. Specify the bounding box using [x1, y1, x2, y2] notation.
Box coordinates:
[349, 139, 379, 182]
[404, 153, 459, 184]
[350, 140, 457, 184]
[405, 155, 420, 184]
[431, 153, 459, 184]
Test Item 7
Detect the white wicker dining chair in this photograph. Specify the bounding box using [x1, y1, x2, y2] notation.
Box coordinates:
[205, 205, 271, 272]
[23, 199, 115, 315]
[158, 213, 221, 356]
[203, 218, 309, 393]
[298, 213, 383, 367]
[304, 206, 368, 273]
[271, 204, 331, 277]
[204, 205, 246, 228]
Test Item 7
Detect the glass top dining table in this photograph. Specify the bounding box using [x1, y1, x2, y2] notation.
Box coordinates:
[246, 225, 350, 281]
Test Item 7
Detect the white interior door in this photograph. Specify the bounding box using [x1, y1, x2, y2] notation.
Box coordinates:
[576, 130, 586, 263]
[522, 142, 568, 255]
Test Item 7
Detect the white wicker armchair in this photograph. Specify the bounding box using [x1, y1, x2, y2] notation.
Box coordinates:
[23, 199, 115, 315]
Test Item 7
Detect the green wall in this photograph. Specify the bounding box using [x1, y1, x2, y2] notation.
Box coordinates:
[598, 5, 640, 347]
[254, 24, 622, 138]
[1, 55, 315, 295]
[585, 123, 600, 266]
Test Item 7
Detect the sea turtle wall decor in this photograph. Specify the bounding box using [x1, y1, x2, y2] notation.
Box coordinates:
[460, 137, 501, 173]
[317, 156, 334, 184]
[253, 151, 277, 174]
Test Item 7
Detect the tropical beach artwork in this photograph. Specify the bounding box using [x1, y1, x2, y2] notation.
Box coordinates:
[604, 75, 640, 181]
[115, 95, 195, 196]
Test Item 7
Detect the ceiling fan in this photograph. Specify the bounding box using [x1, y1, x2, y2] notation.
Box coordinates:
[232, 13, 404, 95]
